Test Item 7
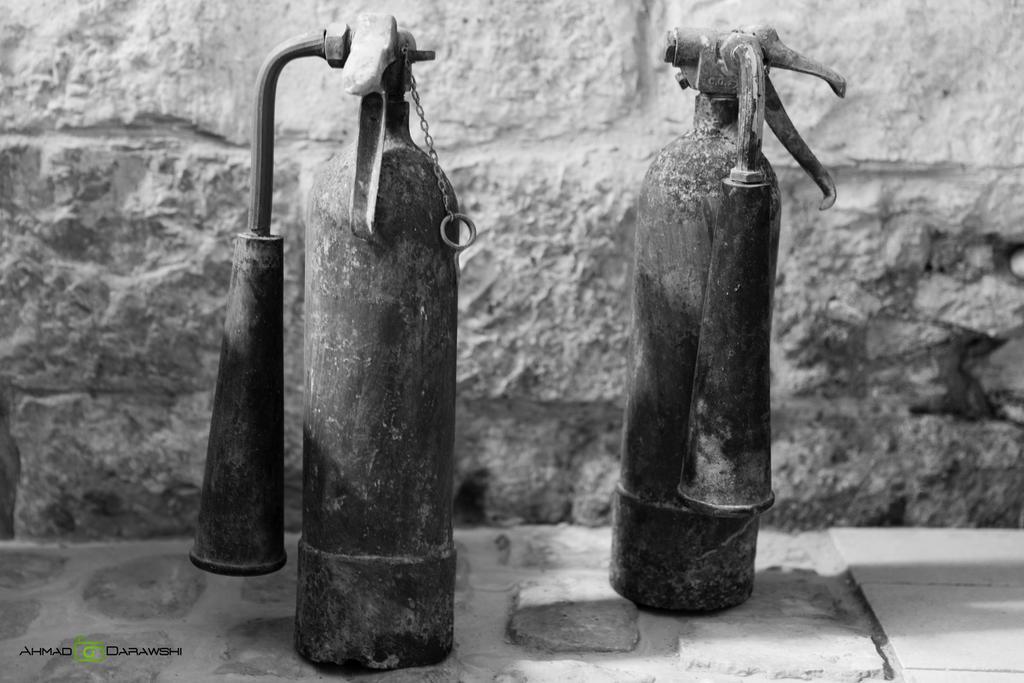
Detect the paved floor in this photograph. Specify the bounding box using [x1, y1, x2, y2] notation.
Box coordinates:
[831, 528, 1024, 683]
[0, 525, 1020, 681]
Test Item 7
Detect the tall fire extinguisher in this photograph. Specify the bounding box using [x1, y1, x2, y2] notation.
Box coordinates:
[611, 25, 845, 610]
[190, 14, 475, 669]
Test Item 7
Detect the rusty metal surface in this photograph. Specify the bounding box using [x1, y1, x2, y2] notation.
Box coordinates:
[194, 16, 456, 670]
[298, 90, 458, 667]
[610, 488, 758, 611]
[611, 94, 780, 610]
[295, 540, 454, 668]
[680, 179, 775, 516]
[191, 235, 285, 576]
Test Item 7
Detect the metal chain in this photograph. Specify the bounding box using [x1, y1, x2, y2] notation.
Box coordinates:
[403, 47, 476, 252]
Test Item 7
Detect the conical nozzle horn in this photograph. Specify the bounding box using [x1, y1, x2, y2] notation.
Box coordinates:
[191, 234, 285, 575]
[679, 180, 775, 517]
[194, 25, 353, 575]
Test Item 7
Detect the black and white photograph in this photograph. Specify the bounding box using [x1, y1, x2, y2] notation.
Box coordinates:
[0, 1, 1022, 681]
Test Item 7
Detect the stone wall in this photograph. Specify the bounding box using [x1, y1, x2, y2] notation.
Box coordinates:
[1, 0, 1022, 538]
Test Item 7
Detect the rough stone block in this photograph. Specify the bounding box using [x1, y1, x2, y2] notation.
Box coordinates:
[769, 407, 1024, 529]
[507, 572, 638, 652]
[1, 0, 641, 147]
[454, 398, 621, 526]
[450, 152, 638, 404]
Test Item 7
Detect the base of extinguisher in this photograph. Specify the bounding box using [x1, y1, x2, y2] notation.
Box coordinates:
[610, 485, 758, 611]
[293, 538, 454, 669]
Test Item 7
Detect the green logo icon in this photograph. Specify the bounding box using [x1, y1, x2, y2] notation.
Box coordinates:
[73, 635, 106, 663]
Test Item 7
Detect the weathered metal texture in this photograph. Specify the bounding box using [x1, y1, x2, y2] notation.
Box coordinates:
[680, 179, 775, 516]
[610, 95, 779, 610]
[295, 89, 458, 668]
[190, 234, 285, 576]
[610, 488, 758, 610]
[295, 540, 454, 668]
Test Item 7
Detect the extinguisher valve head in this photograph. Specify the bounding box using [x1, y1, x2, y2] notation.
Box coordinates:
[342, 14, 400, 96]
[664, 24, 845, 209]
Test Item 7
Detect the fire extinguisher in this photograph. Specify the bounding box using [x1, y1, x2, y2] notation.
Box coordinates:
[611, 25, 844, 610]
[190, 14, 475, 669]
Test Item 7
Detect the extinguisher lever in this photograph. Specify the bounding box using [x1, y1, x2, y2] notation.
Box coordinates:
[351, 93, 387, 240]
[763, 76, 837, 210]
[342, 14, 400, 240]
[741, 25, 846, 97]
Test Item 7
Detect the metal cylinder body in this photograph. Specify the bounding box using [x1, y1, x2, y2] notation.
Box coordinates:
[680, 178, 774, 515]
[610, 95, 779, 610]
[191, 234, 285, 576]
[295, 100, 457, 668]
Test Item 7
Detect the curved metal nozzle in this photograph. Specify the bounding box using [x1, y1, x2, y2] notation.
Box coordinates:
[248, 29, 347, 236]
[728, 40, 766, 185]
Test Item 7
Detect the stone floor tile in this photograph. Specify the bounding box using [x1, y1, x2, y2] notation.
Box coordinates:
[495, 659, 654, 682]
[0, 527, 910, 680]
[82, 553, 206, 619]
[831, 528, 1024, 586]
[507, 571, 639, 652]
[0, 550, 67, 590]
[677, 568, 886, 682]
[906, 670, 1024, 683]
[0, 598, 41, 640]
[861, 583, 1024, 673]
[679, 619, 885, 682]
[213, 616, 320, 679]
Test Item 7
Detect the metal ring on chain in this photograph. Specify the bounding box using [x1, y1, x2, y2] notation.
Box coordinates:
[440, 213, 478, 252]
